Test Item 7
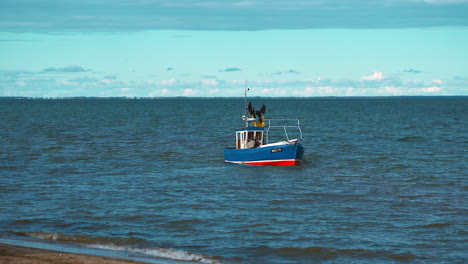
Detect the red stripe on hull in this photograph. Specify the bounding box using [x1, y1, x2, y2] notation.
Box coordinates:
[235, 159, 302, 166]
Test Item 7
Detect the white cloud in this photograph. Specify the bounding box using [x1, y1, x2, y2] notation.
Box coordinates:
[292, 86, 338, 96]
[100, 79, 114, 85]
[292, 87, 315, 96]
[345, 87, 355, 96]
[421, 86, 442, 93]
[381, 86, 404, 95]
[275, 89, 288, 96]
[182, 89, 196, 96]
[229, 80, 246, 85]
[2, 69, 466, 97]
[318, 86, 337, 94]
[362, 72, 385, 81]
[201, 78, 219, 86]
[257, 88, 288, 96]
[260, 88, 273, 94]
[161, 78, 177, 86]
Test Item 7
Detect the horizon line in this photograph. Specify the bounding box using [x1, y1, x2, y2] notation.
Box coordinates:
[1, 95, 467, 100]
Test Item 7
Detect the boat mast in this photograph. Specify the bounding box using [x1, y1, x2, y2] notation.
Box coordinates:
[244, 82, 249, 127]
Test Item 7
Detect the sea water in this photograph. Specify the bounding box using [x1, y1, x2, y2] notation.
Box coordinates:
[0, 98, 466, 264]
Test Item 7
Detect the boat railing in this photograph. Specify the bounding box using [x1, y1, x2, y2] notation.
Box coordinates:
[264, 118, 303, 143]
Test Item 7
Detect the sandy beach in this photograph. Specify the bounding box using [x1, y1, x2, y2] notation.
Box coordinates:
[0, 243, 152, 264]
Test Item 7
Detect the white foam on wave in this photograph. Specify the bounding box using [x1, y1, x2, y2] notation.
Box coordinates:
[86, 243, 222, 264]
[19, 232, 222, 264]
[24, 232, 60, 241]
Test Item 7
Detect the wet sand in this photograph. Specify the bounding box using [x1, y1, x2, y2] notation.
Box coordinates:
[0, 243, 152, 264]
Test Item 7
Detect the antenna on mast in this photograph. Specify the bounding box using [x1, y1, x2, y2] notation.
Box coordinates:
[244, 81, 250, 127]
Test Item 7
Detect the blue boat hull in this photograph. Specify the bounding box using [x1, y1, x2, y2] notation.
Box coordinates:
[224, 143, 305, 166]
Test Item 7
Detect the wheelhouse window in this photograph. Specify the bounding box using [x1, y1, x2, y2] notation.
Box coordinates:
[256, 132, 264, 145]
[236, 130, 264, 149]
[247, 132, 255, 148]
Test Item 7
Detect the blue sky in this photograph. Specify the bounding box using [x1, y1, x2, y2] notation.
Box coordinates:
[1, 0, 467, 97]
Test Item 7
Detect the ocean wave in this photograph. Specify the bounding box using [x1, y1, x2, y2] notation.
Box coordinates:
[19, 231, 61, 241]
[88, 244, 222, 264]
[16, 232, 222, 264]
[18, 232, 144, 245]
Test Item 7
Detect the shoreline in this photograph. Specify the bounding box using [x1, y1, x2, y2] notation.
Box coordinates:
[0, 243, 155, 264]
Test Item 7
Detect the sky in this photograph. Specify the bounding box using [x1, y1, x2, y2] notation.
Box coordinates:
[1, 0, 468, 97]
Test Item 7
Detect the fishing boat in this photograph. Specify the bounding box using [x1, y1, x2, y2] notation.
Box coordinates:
[224, 89, 305, 166]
